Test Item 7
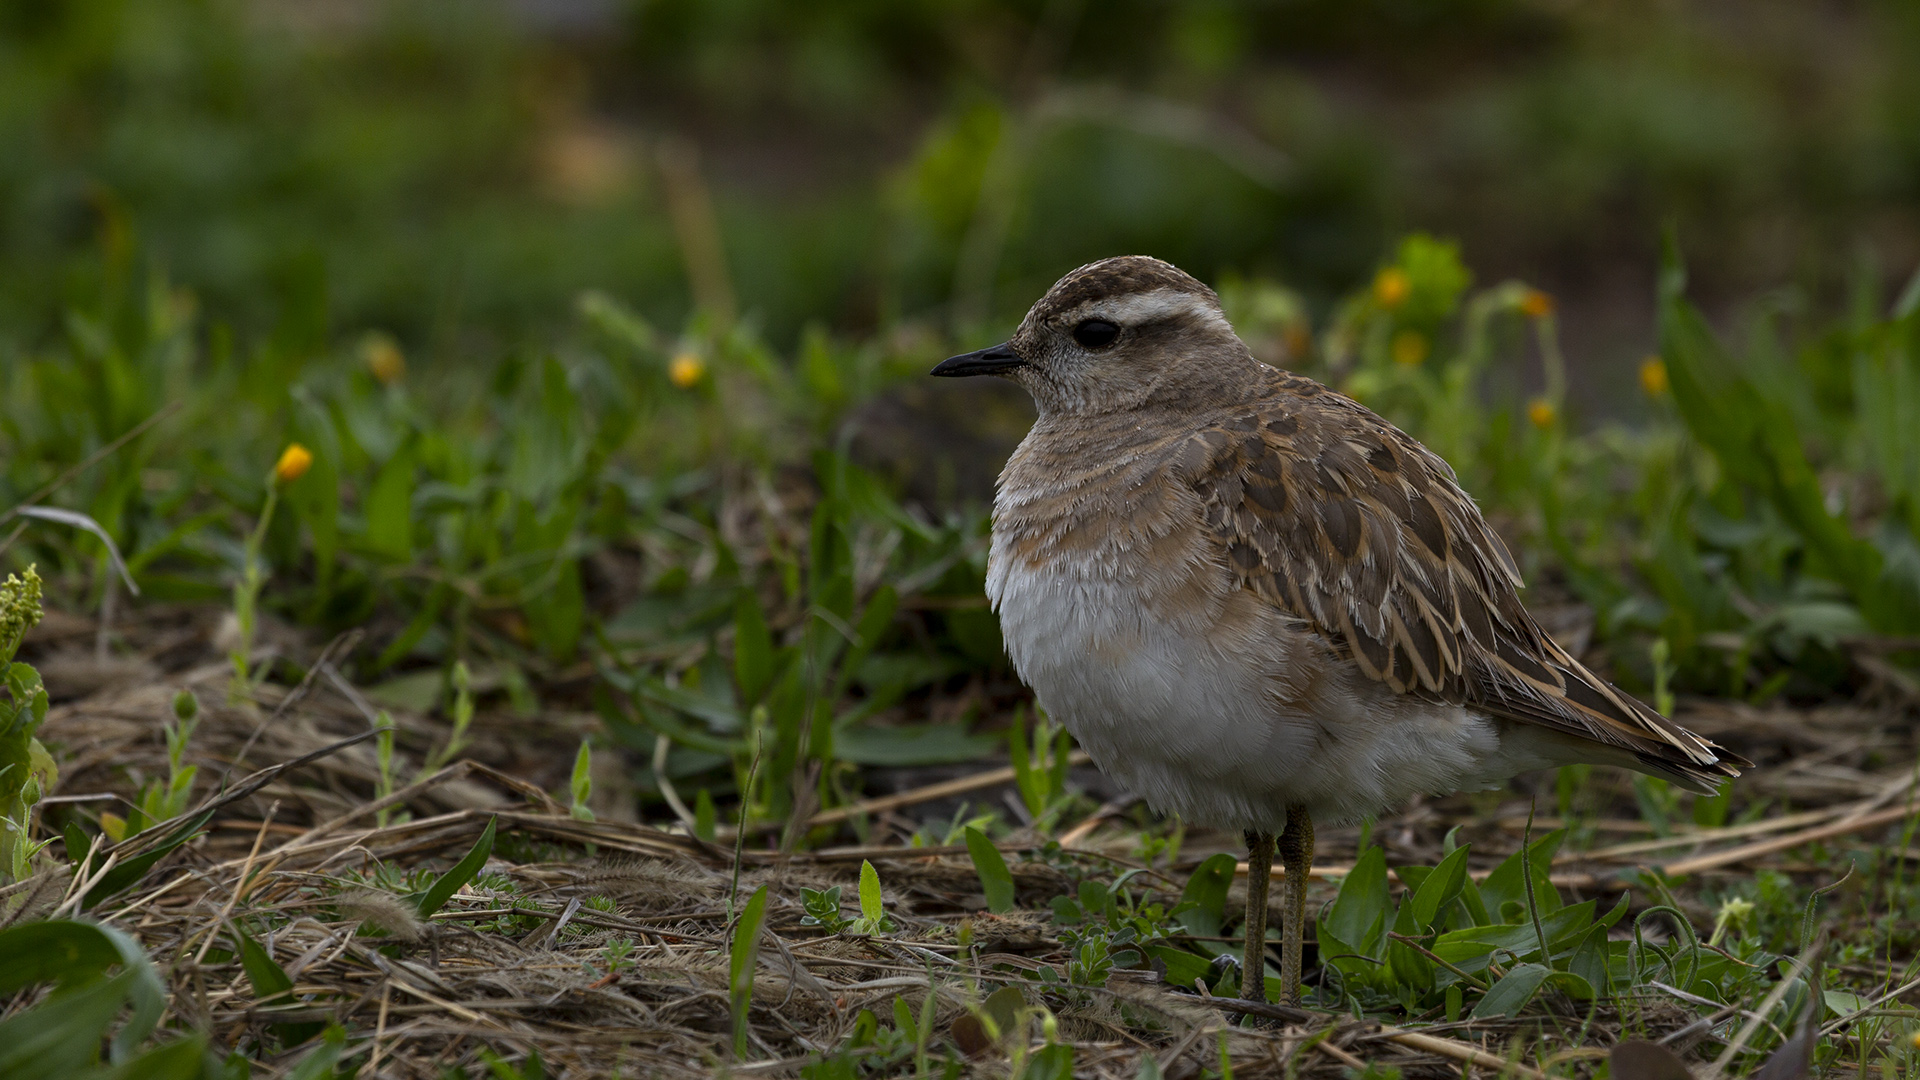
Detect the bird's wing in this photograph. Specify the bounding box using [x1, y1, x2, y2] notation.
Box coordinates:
[1177, 373, 1746, 788]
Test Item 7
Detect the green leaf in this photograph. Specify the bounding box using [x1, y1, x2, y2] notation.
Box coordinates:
[0, 921, 124, 993]
[1314, 921, 1379, 990]
[980, 985, 1024, 1040]
[730, 884, 770, 1059]
[1407, 844, 1472, 934]
[693, 787, 717, 843]
[1176, 853, 1240, 937]
[280, 1026, 346, 1080]
[1470, 962, 1551, 1019]
[84, 1035, 211, 1080]
[830, 585, 899, 704]
[964, 827, 1015, 914]
[1477, 830, 1563, 920]
[569, 742, 594, 822]
[62, 821, 92, 865]
[1567, 925, 1611, 1000]
[891, 996, 917, 1041]
[412, 816, 496, 917]
[83, 806, 217, 910]
[1148, 945, 1216, 992]
[1659, 235, 1914, 630]
[1025, 1043, 1074, 1080]
[0, 920, 166, 1062]
[833, 721, 998, 766]
[1325, 846, 1389, 950]
[1432, 902, 1598, 973]
[363, 447, 415, 561]
[234, 926, 324, 1047]
[0, 968, 142, 1080]
[1387, 935, 1435, 995]
[858, 859, 884, 924]
[733, 589, 776, 705]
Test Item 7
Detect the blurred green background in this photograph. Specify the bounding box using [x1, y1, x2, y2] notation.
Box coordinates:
[7, 0, 1918, 405]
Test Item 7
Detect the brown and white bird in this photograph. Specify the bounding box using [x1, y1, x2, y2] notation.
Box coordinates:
[932, 255, 1746, 1005]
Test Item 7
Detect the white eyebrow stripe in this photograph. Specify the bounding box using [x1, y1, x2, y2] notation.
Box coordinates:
[1077, 288, 1230, 333]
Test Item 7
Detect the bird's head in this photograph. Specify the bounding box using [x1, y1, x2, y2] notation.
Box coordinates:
[931, 255, 1254, 415]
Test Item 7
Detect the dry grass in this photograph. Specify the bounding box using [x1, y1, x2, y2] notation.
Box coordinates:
[11, 603, 1919, 1078]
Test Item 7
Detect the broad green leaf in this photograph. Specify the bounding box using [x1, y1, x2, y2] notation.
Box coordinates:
[1432, 902, 1598, 972]
[730, 884, 770, 1058]
[1148, 945, 1216, 992]
[85, 1035, 210, 1080]
[634, 676, 746, 745]
[0, 921, 166, 1061]
[1387, 937, 1434, 995]
[0, 921, 124, 993]
[891, 997, 917, 1041]
[235, 925, 324, 1047]
[412, 816, 496, 917]
[1025, 1043, 1074, 1080]
[733, 589, 776, 705]
[281, 1026, 346, 1080]
[980, 985, 1024, 1039]
[858, 860, 884, 924]
[1313, 919, 1385, 991]
[363, 447, 415, 561]
[830, 585, 899, 702]
[1567, 925, 1611, 1000]
[1470, 962, 1551, 1019]
[1477, 830, 1564, 921]
[833, 721, 998, 766]
[964, 827, 1015, 914]
[1176, 853, 1240, 937]
[1407, 844, 1472, 933]
[1456, 880, 1492, 929]
[1325, 846, 1389, 950]
[0, 968, 141, 1079]
[1597, 891, 1631, 932]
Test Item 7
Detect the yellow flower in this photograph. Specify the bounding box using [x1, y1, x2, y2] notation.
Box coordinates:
[1373, 267, 1410, 309]
[668, 352, 705, 388]
[1527, 398, 1557, 429]
[1390, 330, 1428, 367]
[1640, 355, 1669, 397]
[363, 334, 406, 385]
[275, 443, 314, 484]
[1519, 288, 1555, 318]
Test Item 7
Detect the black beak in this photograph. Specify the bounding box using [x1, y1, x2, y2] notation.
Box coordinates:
[931, 342, 1024, 378]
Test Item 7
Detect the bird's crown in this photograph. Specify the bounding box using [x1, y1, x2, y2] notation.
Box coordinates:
[1021, 255, 1222, 325]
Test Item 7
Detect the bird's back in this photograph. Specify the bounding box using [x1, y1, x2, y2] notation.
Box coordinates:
[990, 363, 1745, 816]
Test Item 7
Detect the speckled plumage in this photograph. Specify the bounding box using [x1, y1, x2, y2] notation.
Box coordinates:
[947, 255, 1745, 831]
[933, 254, 1746, 1005]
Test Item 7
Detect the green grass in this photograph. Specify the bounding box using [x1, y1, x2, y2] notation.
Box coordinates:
[4, 226, 1920, 1074]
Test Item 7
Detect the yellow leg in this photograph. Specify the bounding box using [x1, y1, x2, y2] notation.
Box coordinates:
[1241, 829, 1274, 1000]
[1277, 805, 1315, 1006]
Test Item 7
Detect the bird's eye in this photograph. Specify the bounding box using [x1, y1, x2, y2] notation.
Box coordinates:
[1072, 319, 1121, 349]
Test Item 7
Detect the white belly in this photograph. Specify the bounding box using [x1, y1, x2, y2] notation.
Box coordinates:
[986, 552, 1576, 829]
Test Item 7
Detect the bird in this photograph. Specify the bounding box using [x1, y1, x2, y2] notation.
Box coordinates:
[930, 255, 1747, 1006]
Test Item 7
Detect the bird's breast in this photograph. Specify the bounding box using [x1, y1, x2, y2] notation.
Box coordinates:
[985, 457, 1518, 829]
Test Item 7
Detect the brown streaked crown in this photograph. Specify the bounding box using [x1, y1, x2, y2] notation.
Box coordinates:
[1024, 256, 1222, 326]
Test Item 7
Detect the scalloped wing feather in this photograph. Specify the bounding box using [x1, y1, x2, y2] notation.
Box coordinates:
[1183, 373, 1748, 792]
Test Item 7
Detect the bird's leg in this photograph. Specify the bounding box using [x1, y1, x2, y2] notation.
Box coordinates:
[1240, 829, 1274, 1001]
[1277, 804, 1315, 1006]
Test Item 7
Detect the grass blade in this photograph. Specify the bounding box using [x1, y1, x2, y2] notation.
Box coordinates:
[730, 884, 770, 1059]
[964, 826, 1015, 913]
[412, 816, 496, 917]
